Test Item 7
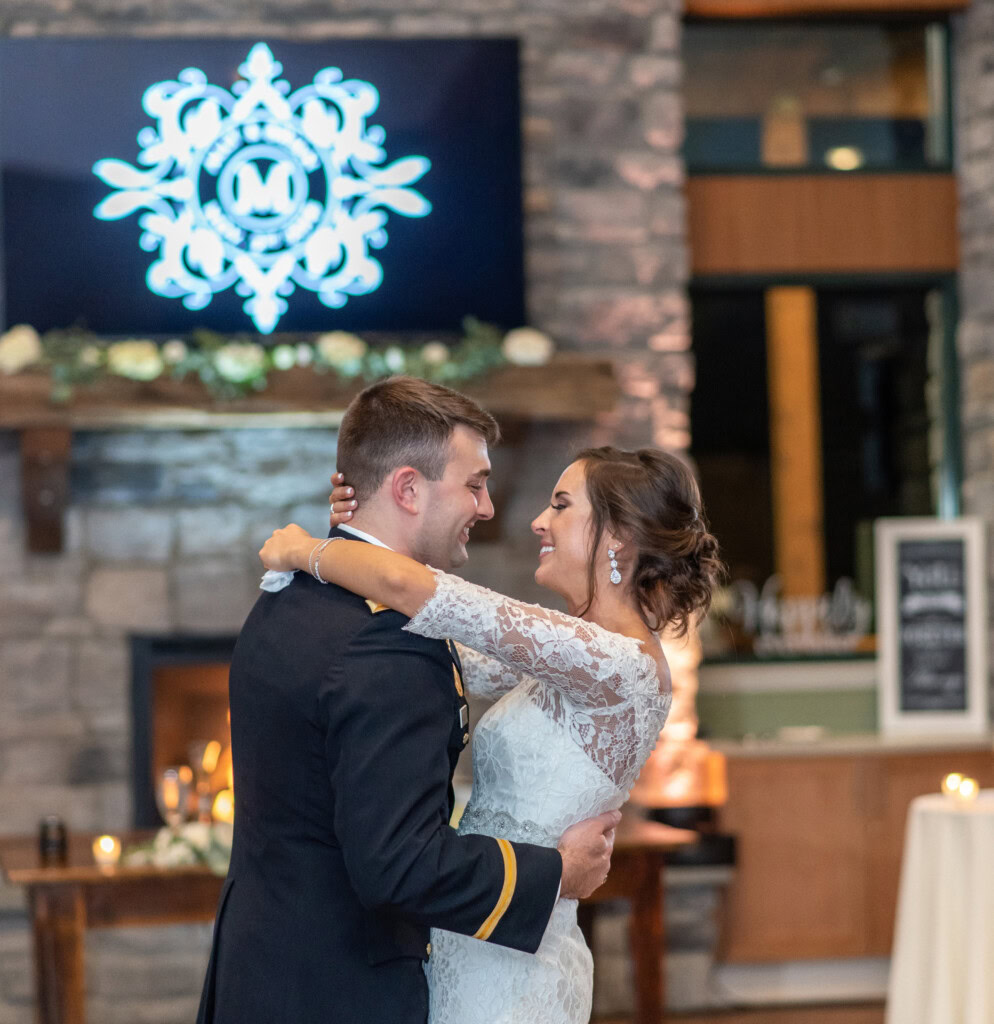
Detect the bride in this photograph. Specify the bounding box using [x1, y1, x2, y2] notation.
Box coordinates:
[259, 446, 721, 1024]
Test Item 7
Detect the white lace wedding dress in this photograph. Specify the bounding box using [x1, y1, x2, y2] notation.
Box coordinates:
[404, 570, 673, 1024]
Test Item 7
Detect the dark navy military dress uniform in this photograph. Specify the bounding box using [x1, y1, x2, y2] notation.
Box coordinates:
[196, 528, 562, 1024]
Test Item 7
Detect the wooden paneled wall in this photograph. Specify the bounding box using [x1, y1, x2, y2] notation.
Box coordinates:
[687, 174, 959, 275]
[686, 0, 967, 16]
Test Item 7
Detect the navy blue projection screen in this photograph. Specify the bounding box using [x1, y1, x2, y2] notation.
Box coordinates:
[0, 38, 524, 335]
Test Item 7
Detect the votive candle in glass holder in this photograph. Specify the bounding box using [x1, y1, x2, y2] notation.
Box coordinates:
[92, 834, 121, 869]
[941, 772, 965, 797]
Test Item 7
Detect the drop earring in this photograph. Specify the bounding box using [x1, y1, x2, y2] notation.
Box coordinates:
[608, 549, 622, 585]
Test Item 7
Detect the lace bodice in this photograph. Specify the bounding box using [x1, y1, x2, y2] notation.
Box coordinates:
[405, 569, 672, 795]
[408, 571, 673, 1024]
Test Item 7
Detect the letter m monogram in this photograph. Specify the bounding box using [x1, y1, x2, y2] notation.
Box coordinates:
[232, 161, 295, 216]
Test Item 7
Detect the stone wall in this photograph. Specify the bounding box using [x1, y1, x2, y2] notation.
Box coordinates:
[0, 427, 343, 1024]
[0, 2, 689, 1020]
[954, 0, 994, 703]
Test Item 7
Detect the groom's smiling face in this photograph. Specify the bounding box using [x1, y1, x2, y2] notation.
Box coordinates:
[414, 425, 494, 569]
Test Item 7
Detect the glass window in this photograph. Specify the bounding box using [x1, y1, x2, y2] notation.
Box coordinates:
[683, 22, 950, 172]
[691, 283, 956, 650]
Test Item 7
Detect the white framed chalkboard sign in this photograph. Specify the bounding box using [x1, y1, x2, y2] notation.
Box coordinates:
[875, 517, 989, 736]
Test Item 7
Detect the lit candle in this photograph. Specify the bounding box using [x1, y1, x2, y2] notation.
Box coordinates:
[161, 775, 180, 813]
[956, 777, 979, 805]
[201, 740, 222, 776]
[212, 789, 235, 825]
[91, 834, 121, 869]
[941, 773, 964, 797]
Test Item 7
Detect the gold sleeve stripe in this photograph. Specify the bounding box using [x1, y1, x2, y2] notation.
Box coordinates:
[446, 640, 465, 697]
[473, 839, 517, 941]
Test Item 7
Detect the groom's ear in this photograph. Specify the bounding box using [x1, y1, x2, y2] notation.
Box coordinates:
[389, 466, 421, 515]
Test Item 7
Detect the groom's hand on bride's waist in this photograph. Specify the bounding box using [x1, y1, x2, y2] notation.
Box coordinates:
[557, 810, 622, 900]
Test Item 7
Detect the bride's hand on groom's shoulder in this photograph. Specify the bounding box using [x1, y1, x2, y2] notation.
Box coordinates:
[328, 472, 357, 528]
[259, 524, 314, 572]
[557, 809, 622, 901]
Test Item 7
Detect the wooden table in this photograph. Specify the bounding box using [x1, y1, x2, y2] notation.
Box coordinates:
[1, 815, 695, 1024]
[578, 812, 699, 1024]
[0, 832, 223, 1024]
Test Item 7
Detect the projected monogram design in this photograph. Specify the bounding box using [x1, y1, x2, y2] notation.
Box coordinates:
[93, 43, 432, 333]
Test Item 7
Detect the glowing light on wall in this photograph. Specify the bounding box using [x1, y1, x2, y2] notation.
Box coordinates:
[93, 43, 432, 333]
[825, 145, 865, 172]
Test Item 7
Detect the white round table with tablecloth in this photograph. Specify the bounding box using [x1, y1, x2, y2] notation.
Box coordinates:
[886, 790, 994, 1024]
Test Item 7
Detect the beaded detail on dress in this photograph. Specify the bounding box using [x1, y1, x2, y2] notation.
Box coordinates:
[458, 806, 558, 848]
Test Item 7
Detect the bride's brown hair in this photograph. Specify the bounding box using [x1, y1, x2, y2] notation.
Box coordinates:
[576, 447, 724, 637]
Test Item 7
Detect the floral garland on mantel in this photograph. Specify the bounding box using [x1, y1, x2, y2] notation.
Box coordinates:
[0, 318, 555, 402]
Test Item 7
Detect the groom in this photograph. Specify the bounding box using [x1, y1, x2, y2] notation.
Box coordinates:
[197, 376, 620, 1024]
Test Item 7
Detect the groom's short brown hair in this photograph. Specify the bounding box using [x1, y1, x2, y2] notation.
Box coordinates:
[337, 376, 500, 500]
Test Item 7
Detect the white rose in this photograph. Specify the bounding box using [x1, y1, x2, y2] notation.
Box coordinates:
[384, 346, 406, 373]
[271, 344, 296, 370]
[152, 827, 175, 852]
[180, 822, 212, 851]
[158, 841, 196, 868]
[316, 331, 367, 369]
[421, 342, 450, 366]
[0, 324, 43, 374]
[106, 340, 164, 381]
[213, 343, 267, 383]
[79, 345, 102, 368]
[162, 340, 188, 364]
[501, 327, 554, 367]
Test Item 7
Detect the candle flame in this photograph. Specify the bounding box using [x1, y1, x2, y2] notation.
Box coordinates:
[201, 740, 222, 775]
[91, 834, 121, 867]
[212, 789, 235, 824]
[161, 777, 180, 810]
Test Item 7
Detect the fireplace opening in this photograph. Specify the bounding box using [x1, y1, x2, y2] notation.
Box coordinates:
[130, 635, 237, 828]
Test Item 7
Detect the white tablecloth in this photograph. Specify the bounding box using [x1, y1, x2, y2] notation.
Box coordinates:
[886, 790, 994, 1024]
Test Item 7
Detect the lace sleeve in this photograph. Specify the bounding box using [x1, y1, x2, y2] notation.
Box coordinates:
[404, 570, 672, 789]
[454, 644, 523, 701]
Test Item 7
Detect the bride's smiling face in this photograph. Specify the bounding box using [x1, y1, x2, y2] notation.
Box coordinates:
[531, 461, 597, 607]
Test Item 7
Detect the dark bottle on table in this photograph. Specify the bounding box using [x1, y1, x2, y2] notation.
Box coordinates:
[38, 815, 67, 863]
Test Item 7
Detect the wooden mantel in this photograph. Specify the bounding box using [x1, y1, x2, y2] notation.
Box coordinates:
[0, 355, 617, 430]
[1, 356, 618, 552]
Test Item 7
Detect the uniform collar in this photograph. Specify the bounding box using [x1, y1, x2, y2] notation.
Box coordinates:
[335, 523, 394, 551]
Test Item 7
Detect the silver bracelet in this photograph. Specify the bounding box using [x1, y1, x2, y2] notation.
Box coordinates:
[309, 537, 337, 584]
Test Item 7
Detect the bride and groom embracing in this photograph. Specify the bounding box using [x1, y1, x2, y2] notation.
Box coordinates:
[196, 376, 721, 1024]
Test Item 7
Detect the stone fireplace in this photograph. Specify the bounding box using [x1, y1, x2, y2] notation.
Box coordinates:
[0, 425, 353, 1023]
[130, 635, 236, 829]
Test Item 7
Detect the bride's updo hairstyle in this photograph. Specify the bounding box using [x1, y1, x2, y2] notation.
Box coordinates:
[577, 447, 723, 637]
